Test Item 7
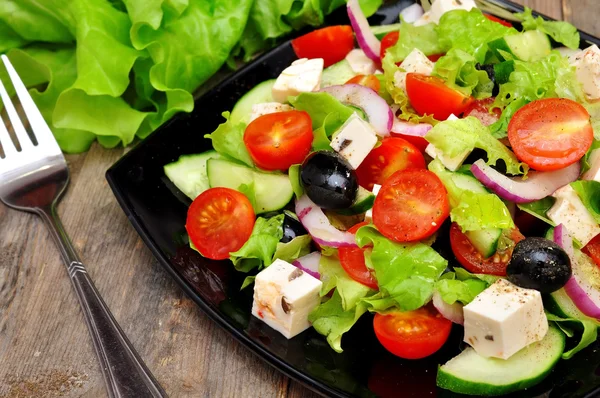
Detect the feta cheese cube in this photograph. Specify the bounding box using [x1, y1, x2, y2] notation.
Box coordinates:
[330, 113, 378, 169]
[272, 58, 324, 103]
[582, 149, 600, 181]
[414, 11, 433, 26]
[463, 279, 548, 360]
[364, 184, 381, 223]
[414, 0, 477, 25]
[249, 102, 293, 122]
[345, 49, 377, 75]
[252, 259, 323, 339]
[547, 185, 600, 246]
[394, 49, 435, 92]
[569, 44, 600, 101]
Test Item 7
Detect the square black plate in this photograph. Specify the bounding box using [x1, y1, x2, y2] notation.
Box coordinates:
[107, 2, 600, 397]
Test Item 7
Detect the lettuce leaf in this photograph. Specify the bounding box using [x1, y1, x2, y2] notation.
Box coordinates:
[204, 111, 254, 167]
[319, 254, 374, 310]
[355, 225, 447, 312]
[272, 234, 312, 263]
[384, 20, 446, 63]
[517, 197, 556, 226]
[546, 313, 598, 359]
[571, 181, 600, 224]
[582, 140, 600, 174]
[425, 116, 527, 175]
[229, 215, 284, 272]
[429, 159, 514, 231]
[433, 49, 494, 99]
[435, 277, 487, 305]
[516, 8, 579, 49]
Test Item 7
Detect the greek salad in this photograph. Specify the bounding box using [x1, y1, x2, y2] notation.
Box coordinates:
[163, 0, 600, 395]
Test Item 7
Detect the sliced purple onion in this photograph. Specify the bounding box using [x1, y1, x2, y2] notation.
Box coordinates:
[554, 224, 600, 320]
[347, 0, 381, 62]
[400, 3, 424, 23]
[471, 159, 580, 204]
[391, 118, 432, 137]
[292, 252, 321, 279]
[295, 195, 358, 248]
[321, 84, 393, 136]
[432, 290, 464, 325]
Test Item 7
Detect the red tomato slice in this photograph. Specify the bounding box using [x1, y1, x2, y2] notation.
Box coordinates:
[346, 74, 381, 92]
[484, 14, 513, 27]
[244, 110, 313, 171]
[373, 169, 449, 242]
[389, 130, 429, 152]
[583, 234, 600, 268]
[339, 222, 378, 289]
[380, 31, 399, 60]
[291, 26, 354, 68]
[406, 73, 473, 120]
[355, 137, 425, 191]
[373, 305, 452, 359]
[508, 98, 593, 171]
[186, 188, 255, 260]
[449, 223, 525, 276]
[463, 97, 502, 126]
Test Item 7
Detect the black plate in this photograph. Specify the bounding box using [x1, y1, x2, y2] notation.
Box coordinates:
[107, 2, 600, 397]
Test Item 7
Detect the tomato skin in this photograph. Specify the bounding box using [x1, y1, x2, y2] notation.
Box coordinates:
[484, 14, 513, 27]
[449, 223, 525, 276]
[389, 130, 429, 152]
[186, 188, 256, 260]
[373, 169, 449, 242]
[373, 306, 452, 359]
[583, 234, 600, 268]
[508, 98, 593, 171]
[406, 73, 473, 120]
[380, 31, 399, 60]
[463, 97, 501, 126]
[346, 74, 381, 92]
[244, 110, 313, 171]
[291, 26, 354, 68]
[355, 137, 426, 191]
[339, 222, 378, 289]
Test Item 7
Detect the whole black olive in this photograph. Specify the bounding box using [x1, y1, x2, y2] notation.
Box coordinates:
[301, 151, 358, 209]
[506, 237, 572, 293]
[475, 63, 499, 96]
[281, 213, 307, 243]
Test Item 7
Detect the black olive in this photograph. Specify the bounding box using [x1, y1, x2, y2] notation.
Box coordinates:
[475, 63, 499, 96]
[281, 213, 307, 243]
[300, 151, 358, 209]
[506, 237, 572, 293]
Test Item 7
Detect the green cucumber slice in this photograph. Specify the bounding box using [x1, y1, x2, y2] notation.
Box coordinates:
[164, 151, 221, 200]
[336, 186, 375, 216]
[321, 59, 357, 88]
[230, 79, 276, 125]
[465, 228, 502, 258]
[206, 158, 293, 213]
[437, 326, 565, 396]
[489, 30, 551, 62]
[493, 61, 515, 85]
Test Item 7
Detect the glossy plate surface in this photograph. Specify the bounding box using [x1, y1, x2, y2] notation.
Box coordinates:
[107, 1, 600, 396]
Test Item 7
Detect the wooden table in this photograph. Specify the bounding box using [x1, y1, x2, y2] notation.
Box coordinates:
[0, 1, 597, 397]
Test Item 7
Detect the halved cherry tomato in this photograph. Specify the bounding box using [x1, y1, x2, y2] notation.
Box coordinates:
[373, 305, 452, 359]
[583, 234, 600, 268]
[389, 130, 429, 152]
[463, 97, 502, 126]
[355, 137, 425, 191]
[373, 169, 449, 242]
[244, 110, 313, 171]
[449, 223, 525, 276]
[291, 26, 354, 67]
[339, 222, 378, 289]
[186, 188, 255, 260]
[406, 73, 473, 120]
[508, 98, 593, 171]
[380, 31, 399, 60]
[484, 14, 513, 27]
[346, 74, 380, 92]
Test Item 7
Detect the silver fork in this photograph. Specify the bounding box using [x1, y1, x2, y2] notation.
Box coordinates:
[0, 55, 167, 398]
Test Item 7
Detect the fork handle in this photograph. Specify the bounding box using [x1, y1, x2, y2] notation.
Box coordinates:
[38, 205, 167, 398]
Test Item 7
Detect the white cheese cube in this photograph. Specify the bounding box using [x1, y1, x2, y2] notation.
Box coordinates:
[582, 149, 600, 181]
[569, 44, 600, 101]
[249, 102, 293, 123]
[394, 49, 435, 92]
[272, 58, 324, 103]
[414, 11, 433, 26]
[364, 184, 381, 223]
[345, 49, 377, 75]
[463, 279, 548, 360]
[430, 0, 477, 23]
[252, 259, 322, 339]
[547, 185, 600, 246]
[330, 113, 378, 169]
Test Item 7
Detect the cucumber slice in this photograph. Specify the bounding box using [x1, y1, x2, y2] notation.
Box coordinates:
[336, 186, 375, 216]
[451, 172, 489, 194]
[321, 60, 357, 88]
[489, 30, 551, 62]
[465, 228, 502, 258]
[230, 79, 276, 125]
[437, 326, 565, 396]
[493, 61, 515, 85]
[206, 158, 293, 213]
[164, 151, 221, 200]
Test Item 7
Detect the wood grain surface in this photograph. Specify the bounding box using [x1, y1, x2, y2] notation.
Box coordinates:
[0, 1, 597, 397]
